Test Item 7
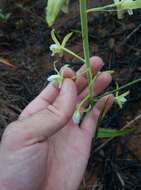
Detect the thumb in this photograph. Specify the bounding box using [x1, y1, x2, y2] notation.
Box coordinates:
[2, 79, 77, 149]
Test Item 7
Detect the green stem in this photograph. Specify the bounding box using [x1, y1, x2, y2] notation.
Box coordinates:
[86, 2, 121, 14]
[108, 78, 141, 95]
[62, 47, 84, 62]
[79, 0, 93, 98]
[93, 77, 141, 104]
[77, 95, 90, 111]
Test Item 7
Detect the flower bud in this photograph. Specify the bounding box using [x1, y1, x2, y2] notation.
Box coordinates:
[72, 111, 81, 125]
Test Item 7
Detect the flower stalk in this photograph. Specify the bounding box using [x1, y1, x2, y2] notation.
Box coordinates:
[79, 0, 93, 99]
[87, 3, 119, 14]
[61, 47, 84, 62]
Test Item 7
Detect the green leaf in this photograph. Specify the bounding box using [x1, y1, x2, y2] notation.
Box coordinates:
[46, 0, 70, 27]
[97, 128, 134, 138]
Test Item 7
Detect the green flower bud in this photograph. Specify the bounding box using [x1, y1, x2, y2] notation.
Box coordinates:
[46, 0, 70, 27]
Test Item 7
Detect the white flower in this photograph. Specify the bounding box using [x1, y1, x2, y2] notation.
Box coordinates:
[49, 44, 57, 51]
[115, 91, 130, 109]
[49, 43, 62, 56]
[72, 111, 81, 124]
[47, 73, 64, 88]
[47, 74, 61, 82]
[47, 63, 70, 88]
[49, 30, 73, 57]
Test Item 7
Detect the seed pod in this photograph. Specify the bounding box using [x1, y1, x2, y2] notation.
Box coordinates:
[46, 0, 70, 27]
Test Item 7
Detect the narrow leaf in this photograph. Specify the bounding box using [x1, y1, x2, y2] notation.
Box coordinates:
[46, 0, 70, 27]
[97, 127, 135, 138]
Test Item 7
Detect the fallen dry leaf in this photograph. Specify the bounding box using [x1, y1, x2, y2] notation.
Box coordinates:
[0, 57, 16, 68]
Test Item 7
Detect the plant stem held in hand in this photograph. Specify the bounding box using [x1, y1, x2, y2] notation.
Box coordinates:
[79, 0, 93, 99]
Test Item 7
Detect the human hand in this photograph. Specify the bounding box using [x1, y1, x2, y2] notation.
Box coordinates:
[0, 57, 114, 190]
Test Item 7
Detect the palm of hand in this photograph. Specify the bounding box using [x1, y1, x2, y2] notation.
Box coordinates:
[0, 57, 113, 190]
[45, 122, 92, 190]
[0, 121, 91, 190]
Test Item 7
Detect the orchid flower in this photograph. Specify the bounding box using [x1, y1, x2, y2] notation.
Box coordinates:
[115, 82, 130, 109]
[114, 0, 141, 18]
[49, 29, 73, 57]
[119, 0, 141, 11]
[47, 63, 70, 88]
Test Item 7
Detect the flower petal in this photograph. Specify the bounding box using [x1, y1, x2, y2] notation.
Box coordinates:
[47, 75, 60, 82]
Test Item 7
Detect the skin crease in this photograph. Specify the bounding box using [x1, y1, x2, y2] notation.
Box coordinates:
[0, 56, 114, 190]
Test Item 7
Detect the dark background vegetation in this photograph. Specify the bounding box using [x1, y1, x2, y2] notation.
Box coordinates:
[0, 0, 141, 189]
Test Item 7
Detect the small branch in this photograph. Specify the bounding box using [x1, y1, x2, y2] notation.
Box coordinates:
[87, 3, 117, 14]
[120, 23, 141, 46]
[122, 114, 141, 130]
[62, 47, 84, 62]
[98, 78, 141, 100]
